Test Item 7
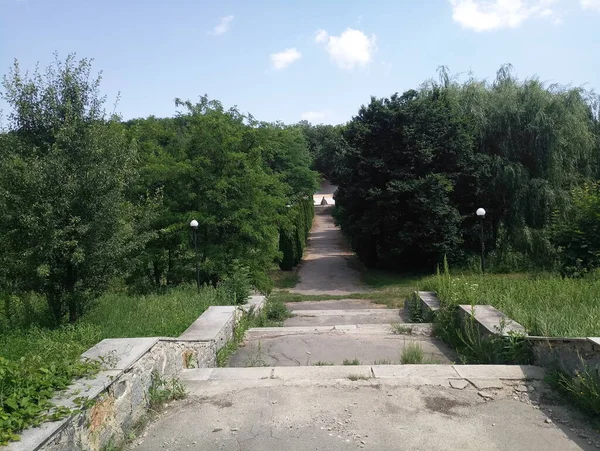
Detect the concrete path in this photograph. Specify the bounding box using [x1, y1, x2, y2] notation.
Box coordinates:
[291, 206, 367, 296]
[285, 299, 385, 311]
[227, 325, 455, 367]
[284, 309, 409, 327]
[133, 365, 597, 451]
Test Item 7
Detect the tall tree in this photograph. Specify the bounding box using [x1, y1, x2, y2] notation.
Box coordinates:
[0, 55, 144, 322]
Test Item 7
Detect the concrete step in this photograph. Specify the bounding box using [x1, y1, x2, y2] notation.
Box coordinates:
[180, 364, 545, 395]
[228, 324, 454, 367]
[285, 299, 386, 311]
[284, 308, 408, 327]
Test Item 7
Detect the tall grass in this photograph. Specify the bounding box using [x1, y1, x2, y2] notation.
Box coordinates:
[422, 270, 600, 337]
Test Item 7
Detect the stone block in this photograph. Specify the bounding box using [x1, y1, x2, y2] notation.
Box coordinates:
[457, 305, 527, 337]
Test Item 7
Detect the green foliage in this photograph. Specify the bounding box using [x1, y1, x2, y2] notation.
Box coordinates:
[251, 297, 292, 327]
[552, 366, 600, 417]
[147, 372, 186, 408]
[0, 55, 147, 323]
[422, 268, 600, 337]
[0, 354, 99, 445]
[278, 198, 314, 270]
[343, 358, 361, 365]
[553, 183, 600, 277]
[326, 66, 599, 272]
[400, 342, 424, 364]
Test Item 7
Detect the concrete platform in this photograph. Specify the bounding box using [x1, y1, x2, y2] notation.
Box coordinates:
[284, 308, 408, 326]
[132, 364, 596, 451]
[227, 328, 455, 367]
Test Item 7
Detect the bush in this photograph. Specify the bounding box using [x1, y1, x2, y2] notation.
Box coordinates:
[279, 198, 314, 270]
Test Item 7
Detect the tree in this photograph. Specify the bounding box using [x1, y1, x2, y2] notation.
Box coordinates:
[0, 55, 144, 322]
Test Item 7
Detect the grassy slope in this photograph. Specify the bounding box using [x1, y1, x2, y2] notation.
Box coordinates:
[422, 272, 600, 337]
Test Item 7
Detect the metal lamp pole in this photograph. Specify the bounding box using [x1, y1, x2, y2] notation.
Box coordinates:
[190, 219, 200, 292]
[476, 208, 486, 274]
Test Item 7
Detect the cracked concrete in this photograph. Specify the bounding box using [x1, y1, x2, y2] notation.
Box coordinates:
[131, 382, 599, 451]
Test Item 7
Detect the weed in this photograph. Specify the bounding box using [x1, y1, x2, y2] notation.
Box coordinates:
[216, 310, 253, 367]
[391, 323, 413, 335]
[147, 372, 186, 408]
[251, 297, 292, 327]
[343, 358, 361, 366]
[313, 361, 334, 366]
[348, 374, 370, 381]
[550, 364, 600, 417]
[401, 342, 424, 364]
[244, 342, 267, 367]
[373, 359, 392, 365]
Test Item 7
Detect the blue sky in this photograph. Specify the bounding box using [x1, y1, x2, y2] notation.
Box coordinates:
[1, 0, 599, 125]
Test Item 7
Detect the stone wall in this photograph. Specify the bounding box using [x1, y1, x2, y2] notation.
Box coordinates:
[7, 296, 265, 451]
[529, 337, 600, 377]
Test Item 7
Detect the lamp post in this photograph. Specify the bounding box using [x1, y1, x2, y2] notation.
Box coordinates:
[476, 208, 486, 274]
[190, 219, 199, 292]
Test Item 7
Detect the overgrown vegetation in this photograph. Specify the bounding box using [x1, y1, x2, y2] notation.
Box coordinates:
[317, 65, 600, 274]
[400, 342, 424, 364]
[0, 53, 317, 444]
[422, 265, 600, 338]
[550, 366, 600, 417]
[147, 372, 186, 408]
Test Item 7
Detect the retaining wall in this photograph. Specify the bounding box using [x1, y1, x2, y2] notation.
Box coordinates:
[7, 296, 265, 451]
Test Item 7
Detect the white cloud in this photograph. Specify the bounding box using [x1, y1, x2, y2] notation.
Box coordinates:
[316, 28, 376, 70]
[301, 110, 331, 123]
[210, 15, 234, 35]
[315, 29, 328, 43]
[270, 48, 302, 70]
[450, 0, 557, 32]
[581, 0, 600, 11]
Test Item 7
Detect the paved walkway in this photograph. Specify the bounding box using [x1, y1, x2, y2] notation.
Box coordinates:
[291, 206, 367, 295]
[130, 184, 600, 451]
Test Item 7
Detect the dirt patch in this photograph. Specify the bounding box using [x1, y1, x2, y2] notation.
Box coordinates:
[424, 395, 471, 416]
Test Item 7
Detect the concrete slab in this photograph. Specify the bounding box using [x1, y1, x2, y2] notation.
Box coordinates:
[241, 295, 266, 313]
[178, 306, 236, 340]
[285, 308, 408, 326]
[588, 337, 600, 346]
[81, 337, 159, 371]
[372, 365, 460, 379]
[228, 332, 456, 367]
[285, 299, 386, 310]
[468, 378, 505, 390]
[273, 365, 372, 380]
[458, 304, 527, 336]
[418, 291, 441, 311]
[453, 365, 545, 380]
[132, 383, 594, 451]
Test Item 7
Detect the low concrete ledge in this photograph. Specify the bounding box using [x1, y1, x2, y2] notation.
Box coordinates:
[7, 295, 266, 451]
[526, 336, 600, 377]
[405, 291, 440, 321]
[457, 304, 527, 337]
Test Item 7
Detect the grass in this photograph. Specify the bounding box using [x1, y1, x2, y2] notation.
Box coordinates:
[422, 270, 600, 337]
[347, 374, 371, 381]
[0, 284, 242, 444]
[269, 269, 422, 309]
[343, 358, 361, 365]
[269, 269, 300, 290]
[391, 324, 413, 335]
[400, 342, 424, 364]
[313, 361, 334, 366]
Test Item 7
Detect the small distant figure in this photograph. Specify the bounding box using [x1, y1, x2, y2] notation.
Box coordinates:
[321, 197, 328, 206]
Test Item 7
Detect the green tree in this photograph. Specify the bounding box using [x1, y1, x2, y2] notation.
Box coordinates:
[0, 55, 145, 322]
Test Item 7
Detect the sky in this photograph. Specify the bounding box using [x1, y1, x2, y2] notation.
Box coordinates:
[1, 0, 599, 125]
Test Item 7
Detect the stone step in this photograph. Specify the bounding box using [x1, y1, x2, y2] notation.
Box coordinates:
[245, 323, 433, 337]
[285, 299, 386, 311]
[180, 364, 545, 395]
[228, 324, 454, 367]
[284, 308, 408, 327]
